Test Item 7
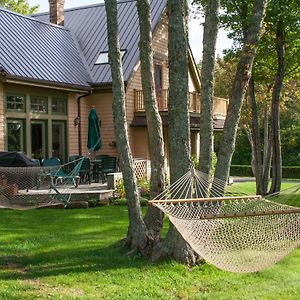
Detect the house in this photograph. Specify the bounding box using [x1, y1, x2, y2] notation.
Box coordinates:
[0, 0, 227, 163]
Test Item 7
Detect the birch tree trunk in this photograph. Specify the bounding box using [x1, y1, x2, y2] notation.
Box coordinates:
[199, 0, 220, 193]
[105, 0, 150, 254]
[151, 0, 200, 265]
[212, 0, 267, 195]
[136, 0, 166, 239]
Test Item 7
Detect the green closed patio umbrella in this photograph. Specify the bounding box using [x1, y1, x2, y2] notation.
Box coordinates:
[87, 107, 102, 152]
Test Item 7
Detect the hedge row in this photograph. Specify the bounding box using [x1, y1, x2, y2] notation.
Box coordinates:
[230, 165, 300, 179]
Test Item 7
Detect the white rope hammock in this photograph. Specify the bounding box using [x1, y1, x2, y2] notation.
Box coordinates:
[149, 169, 300, 273]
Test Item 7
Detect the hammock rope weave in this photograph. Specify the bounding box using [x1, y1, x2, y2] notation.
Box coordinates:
[149, 169, 300, 273]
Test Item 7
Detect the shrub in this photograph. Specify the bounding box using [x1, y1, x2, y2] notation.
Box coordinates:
[191, 152, 217, 173]
[115, 179, 126, 198]
[88, 199, 99, 207]
[282, 166, 300, 179]
[230, 165, 253, 177]
[230, 165, 300, 179]
[138, 178, 150, 198]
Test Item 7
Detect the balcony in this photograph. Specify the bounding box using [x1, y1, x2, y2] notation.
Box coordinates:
[134, 89, 228, 117]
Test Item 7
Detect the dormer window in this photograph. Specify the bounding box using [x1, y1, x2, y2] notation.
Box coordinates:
[95, 50, 127, 65]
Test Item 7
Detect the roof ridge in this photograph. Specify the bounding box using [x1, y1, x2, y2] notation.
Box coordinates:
[0, 7, 70, 31]
[34, 0, 137, 16]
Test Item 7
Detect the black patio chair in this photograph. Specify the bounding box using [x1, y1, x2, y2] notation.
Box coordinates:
[100, 156, 118, 183]
[79, 156, 92, 184]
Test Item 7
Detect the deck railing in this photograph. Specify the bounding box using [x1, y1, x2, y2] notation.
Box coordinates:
[134, 89, 227, 116]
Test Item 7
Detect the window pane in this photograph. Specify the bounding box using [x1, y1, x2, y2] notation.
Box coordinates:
[30, 96, 48, 113]
[7, 120, 24, 152]
[95, 50, 126, 65]
[31, 121, 46, 159]
[154, 64, 163, 91]
[52, 121, 66, 162]
[52, 97, 67, 115]
[6, 95, 25, 112]
[95, 52, 109, 64]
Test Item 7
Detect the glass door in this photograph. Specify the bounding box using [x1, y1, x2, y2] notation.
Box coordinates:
[31, 120, 47, 160]
[52, 121, 66, 163]
[7, 119, 25, 152]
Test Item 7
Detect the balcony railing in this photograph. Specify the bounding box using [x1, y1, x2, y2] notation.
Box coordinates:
[134, 89, 201, 113]
[134, 89, 228, 117]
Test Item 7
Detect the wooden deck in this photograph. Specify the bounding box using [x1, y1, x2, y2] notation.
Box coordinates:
[19, 182, 114, 201]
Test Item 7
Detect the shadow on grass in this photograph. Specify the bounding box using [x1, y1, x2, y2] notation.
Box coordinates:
[0, 239, 154, 281]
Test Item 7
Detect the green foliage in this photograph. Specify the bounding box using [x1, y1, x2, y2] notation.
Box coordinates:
[115, 179, 126, 198]
[214, 56, 238, 98]
[87, 198, 99, 207]
[192, 152, 218, 173]
[231, 131, 252, 165]
[230, 165, 253, 177]
[282, 167, 300, 179]
[0, 0, 39, 14]
[110, 196, 148, 206]
[115, 178, 151, 200]
[230, 165, 300, 179]
[138, 178, 150, 198]
[111, 197, 127, 206]
[191, 154, 199, 169]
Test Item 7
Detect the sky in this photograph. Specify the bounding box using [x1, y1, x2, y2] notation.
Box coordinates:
[28, 0, 233, 62]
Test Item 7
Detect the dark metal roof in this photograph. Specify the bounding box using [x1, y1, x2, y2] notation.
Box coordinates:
[34, 0, 167, 85]
[0, 8, 91, 89]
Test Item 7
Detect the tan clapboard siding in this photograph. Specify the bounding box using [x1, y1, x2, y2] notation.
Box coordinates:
[80, 96, 90, 155]
[188, 71, 198, 93]
[131, 128, 150, 159]
[153, 15, 169, 90]
[0, 83, 4, 151]
[214, 97, 228, 116]
[153, 15, 168, 59]
[67, 92, 79, 155]
[89, 93, 118, 157]
[126, 14, 170, 157]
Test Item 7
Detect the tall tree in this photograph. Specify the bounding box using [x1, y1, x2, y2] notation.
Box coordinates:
[228, 0, 300, 195]
[199, 0, 220, 188]
[136, 0, 166, 241]
[212, 0, 267, 195]
[152, 0, 199, 264]
[105, 0, 149, 255]
[0, 0, 39, 14]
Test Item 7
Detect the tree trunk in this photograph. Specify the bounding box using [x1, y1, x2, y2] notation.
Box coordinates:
[152, 0, 200, 265]
[269, 20, 284, 194]
[105, 0, 151, 255]
[199, 0, 220, 193]
[136, 0, 166, 240]
[261, 108, 272, 194]
[212, 0, 267, 196]
[248, 77, 264, 194]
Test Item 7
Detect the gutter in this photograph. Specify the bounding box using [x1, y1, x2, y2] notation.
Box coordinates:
[76, 91, 92, 156]
[3, 74, 91, 93]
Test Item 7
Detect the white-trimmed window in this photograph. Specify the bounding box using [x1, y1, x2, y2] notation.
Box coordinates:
[52, 97, 67, 115]
[30, 96, 48, 113]
[6, 94, 25, 112]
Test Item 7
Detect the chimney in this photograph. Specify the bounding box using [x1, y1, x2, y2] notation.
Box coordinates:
[49, 0, 65, 26]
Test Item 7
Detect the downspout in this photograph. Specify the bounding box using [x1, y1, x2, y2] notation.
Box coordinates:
[76, 91, 91, 156]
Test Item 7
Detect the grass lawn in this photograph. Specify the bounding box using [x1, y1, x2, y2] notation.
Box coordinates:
[0, 182, 300, 299]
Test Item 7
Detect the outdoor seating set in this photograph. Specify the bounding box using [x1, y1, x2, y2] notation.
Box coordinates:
[36, 155, 118, 189]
